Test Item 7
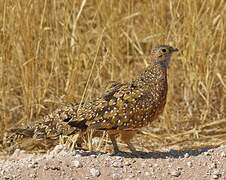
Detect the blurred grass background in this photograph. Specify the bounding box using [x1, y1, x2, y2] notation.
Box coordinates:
[0, 0, 225, 151]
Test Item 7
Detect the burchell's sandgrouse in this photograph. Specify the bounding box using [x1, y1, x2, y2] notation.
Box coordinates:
[3, 45, 178, 153]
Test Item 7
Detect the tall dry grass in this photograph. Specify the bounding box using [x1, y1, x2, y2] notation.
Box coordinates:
[0, 0, 225, 150]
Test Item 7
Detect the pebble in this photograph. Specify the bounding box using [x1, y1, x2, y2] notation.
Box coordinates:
[212, 174, 219, 179]
[115, 156, 123, 161]
[170, 170, 181, 177]
[208, 149, 214, 153]
[28, 161, 38, 168]
[184, 153, 190, 158]
[0, 169, 5, 175]
[124, 161, 131, 166]
[43, 165, 49, 170]
[220, 152, 226, 157]
[187, 161, 192, 167]
[204, 152, 210, 156]
[112, 173, 122, 180]
[74, 154, 82, 158]
[50, 165, 60, 171]
[145, 171, 151, 176]
[29, 173, 37, 178]
[212, 169, 221, 179]
[112, 161, 123, 168]
[73, 160, 83, 168]
[90, 154, 97, 158]
[209, 163, 217, 169]
[90, 168, 101, 177]
[3, 175, 13, 180]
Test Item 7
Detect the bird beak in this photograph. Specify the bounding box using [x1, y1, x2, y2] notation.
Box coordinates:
[172, 48, 179, 52]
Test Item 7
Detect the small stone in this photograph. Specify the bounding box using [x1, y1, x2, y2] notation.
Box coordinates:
[145, 172, 151, 176]
[204, 152, 210, 156]
[220, 152, 226, 157]
[184, 153, 189, 158]
[170, 170, 181, 177]
[50, 166, 60, 170]
[73, 160, 83, 168]
[44, 166, 49, 170]
[29, 174, 36, 178]
[90, 168, 101, 177]
[75, 154, 82, 158]
[177, 167, 183, 170]
[115, 156, 123, 161]
[187, 161, 192, 167]
[208, 149, 214, 153]
[28, 161, 38, 168]
[212, 169, 221, 179]
[3, 175, 13, 180]
[112, 173, 122, 180]
[0, 169, 5, 175]
[124, 161, 131, 166]
[90, 154, 97, 158]
[220, 144, 225, 148]
[209, 163, 217, 169]
[206, 170, 211, 175]
[212, 174, 219, 179]
[112, 161, 123, 168]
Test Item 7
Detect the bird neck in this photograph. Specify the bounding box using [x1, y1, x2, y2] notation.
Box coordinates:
[138, 61, 168, 85]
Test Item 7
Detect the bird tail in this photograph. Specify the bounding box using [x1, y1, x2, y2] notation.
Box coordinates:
[2, 126, 36, 153]
[2, 103, 82, 153]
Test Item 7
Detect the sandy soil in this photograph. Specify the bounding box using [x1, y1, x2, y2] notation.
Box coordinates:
[0, 144, 226, 180]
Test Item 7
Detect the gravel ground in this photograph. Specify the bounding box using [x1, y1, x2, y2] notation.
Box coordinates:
[1, 145, 226, 180]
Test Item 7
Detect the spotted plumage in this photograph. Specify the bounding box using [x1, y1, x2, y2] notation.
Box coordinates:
[3, 45, 178, 153]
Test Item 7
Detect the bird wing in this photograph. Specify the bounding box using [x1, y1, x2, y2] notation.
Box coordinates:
[64, 81, 126, 128]
[85, 81, 144, 130]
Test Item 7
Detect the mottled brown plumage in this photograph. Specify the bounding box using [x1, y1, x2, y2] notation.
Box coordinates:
[3, 45, 178, 153]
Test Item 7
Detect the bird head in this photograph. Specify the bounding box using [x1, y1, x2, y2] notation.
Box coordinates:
[150, 45, 178, 68]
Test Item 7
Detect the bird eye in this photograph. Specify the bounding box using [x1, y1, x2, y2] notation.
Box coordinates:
[161, 48, 167, 53]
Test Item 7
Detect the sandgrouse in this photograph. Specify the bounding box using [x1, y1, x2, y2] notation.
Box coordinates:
[3, 45, 178, 153]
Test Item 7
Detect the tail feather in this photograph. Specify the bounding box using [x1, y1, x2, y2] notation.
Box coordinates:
[2, 102, 91, 153]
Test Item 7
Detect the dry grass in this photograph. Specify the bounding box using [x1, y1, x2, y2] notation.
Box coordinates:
[0, 0, 225, 151]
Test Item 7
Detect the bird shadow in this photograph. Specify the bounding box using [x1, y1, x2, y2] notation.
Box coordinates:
[110, 148, 210, 159]
[77, 147, 211, 159]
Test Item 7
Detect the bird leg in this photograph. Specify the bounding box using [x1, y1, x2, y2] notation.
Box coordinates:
[120, 130, 137, 153]
[108, 132, 120, 153]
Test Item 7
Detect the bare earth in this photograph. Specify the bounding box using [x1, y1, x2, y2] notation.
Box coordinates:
[0, 144, 226, 180]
